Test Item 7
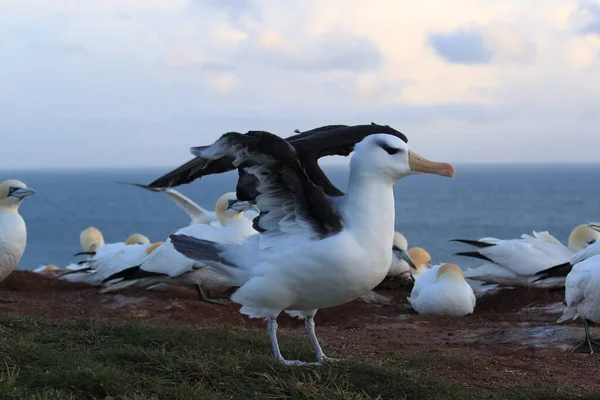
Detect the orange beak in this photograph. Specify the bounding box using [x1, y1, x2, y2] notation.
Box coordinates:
[408, 150, 455, 179]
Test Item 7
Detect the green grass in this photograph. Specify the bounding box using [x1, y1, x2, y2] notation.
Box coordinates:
[0, 315, 597, 400]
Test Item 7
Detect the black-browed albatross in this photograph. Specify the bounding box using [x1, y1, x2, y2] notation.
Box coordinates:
[168, 129, 455, 365]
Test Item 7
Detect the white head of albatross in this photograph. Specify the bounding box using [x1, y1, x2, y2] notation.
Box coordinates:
[0, 180, 35, 283]
[169, 131, 455, 366]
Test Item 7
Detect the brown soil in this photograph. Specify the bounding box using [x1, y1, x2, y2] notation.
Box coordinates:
[1, 271, 598, 392]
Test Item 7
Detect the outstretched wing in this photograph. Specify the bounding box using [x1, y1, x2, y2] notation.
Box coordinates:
[117, 182, 215, 224]
[147, 123, 408, 198]
[190, 130, 343, 245]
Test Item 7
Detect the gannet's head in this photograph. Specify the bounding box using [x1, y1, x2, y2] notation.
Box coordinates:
[146, 241, 164, 254]
[436, 263, 465, 282]
[79, 226, 105, 253]
[351, 134, 455, 182]
[0, 180, 35, 211]
[407, 247, 432, 279]
[215, 192, 255, 224]
[125, 234, 150, 245]
[393, 232, 408, 251]
[570, 223, 600, 252]
[44, 264, 60, 272]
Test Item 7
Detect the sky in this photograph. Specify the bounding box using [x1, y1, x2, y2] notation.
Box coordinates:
[1, 0, 600, 168]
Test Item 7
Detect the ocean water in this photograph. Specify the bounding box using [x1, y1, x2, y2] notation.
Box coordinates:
[4, 164, 600, 272]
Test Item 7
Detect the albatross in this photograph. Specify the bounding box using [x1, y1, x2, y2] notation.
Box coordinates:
[169, 129, 455, 365]
[146, 123, 408, 200]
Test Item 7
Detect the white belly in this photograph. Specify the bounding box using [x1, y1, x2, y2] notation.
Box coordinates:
[0, 212, 27, 282]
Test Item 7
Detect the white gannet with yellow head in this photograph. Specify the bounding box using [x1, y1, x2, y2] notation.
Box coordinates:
[0, 180, 35, 285]
[79, 227, 105, 259]
[125, 233, 150, 245]
[408, 263, 476, 316]
[453, 224, 600, 288]
[100, 192, 257, 304]
[33, 264, 61, 277]
[60, 239, 164, 286]
[407, 247, 433, 280]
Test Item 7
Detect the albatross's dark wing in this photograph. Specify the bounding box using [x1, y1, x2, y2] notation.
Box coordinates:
[189, 130, 343, 241]
[148, 154, 236, 188]
[147, 123, 408, 197]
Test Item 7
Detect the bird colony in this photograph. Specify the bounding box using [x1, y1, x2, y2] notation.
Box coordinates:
[4, 123, 600, 366]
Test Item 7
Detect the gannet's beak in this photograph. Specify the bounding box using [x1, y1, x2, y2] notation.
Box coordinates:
[392, 246, 417, 270]
[10, 187, 36, 199]
[228, 199, 254, 213]
[408, 151, 455, 178]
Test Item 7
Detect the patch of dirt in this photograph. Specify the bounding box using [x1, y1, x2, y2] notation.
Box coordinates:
[1, 271, 598, 391]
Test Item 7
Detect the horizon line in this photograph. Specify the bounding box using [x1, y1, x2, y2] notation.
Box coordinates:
[1, 161, 600, 172]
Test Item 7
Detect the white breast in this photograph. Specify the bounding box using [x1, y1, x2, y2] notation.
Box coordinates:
[0, 211, 27, 282]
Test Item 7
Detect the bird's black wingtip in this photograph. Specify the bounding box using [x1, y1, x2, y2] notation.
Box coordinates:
[74, 251, 95, 257]
[450, 239, 495, 248]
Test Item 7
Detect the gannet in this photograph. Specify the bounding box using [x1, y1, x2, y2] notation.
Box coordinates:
[147, 123, 409, 200]
[407, 247, 433, 280]
[386, 232, 417, 279]
[101, 193, 256, 304]
[0, 180, 35, 293]
[60, 241, 163, 286]
[452, 226, 599, 288]
[408, 263, 476, 317]
[556, 253, 600, 353]
[33, 264, 61, 276]
[168, 129, 455, 365]
[536, 223, 600, 281]
[79, 227, 105, 259]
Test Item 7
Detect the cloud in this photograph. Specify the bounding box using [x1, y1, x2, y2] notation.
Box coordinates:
[575, 1, 600, 35]
[2, 0, 600, 168]
[428, 29, 493, 64]
[249, 28, 382, 72]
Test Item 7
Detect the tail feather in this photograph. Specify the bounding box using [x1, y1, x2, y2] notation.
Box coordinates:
[169, 234, 234, 267]
[103, 265, 141, 284]
[450, 239, 496, 248]
[557, 307, 578, 323]
[170, 234, 239, 280]
[454, 251, 494, 262]
[533, 262, 572, 282]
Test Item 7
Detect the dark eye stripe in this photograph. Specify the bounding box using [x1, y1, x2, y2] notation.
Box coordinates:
[8, 187, 17, 194]
[381, 144, 399, 155]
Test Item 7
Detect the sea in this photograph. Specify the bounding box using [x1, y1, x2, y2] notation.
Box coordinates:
[4, 164, 600, 273]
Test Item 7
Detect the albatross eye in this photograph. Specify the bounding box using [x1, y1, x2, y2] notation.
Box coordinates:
[381, 144, 403, 155]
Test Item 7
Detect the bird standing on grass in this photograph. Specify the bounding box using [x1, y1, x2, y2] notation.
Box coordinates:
[169, 129, 455, 366]
[556, 253, 600, 354]
[0, 180, 35, 302]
